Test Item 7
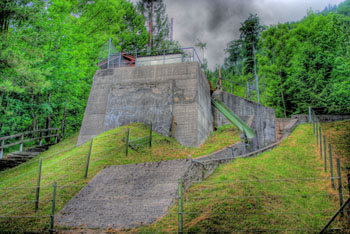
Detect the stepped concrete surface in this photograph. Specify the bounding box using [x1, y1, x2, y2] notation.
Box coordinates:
[0, 145, 51, 171]
[56, 159, 192, 229]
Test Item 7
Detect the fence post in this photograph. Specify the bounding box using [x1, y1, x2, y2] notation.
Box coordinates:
[125, 128, 129, 156]
[347, 167, 350, 216]
[336, 158, 344, 217]
[135, 51, 138, 66]
[319, 128, 322, 159]
[0, 139, 4, 159]
[54, 129, 58, 144]
[118, 53, 122, 68]
[163, 50, 166, 64]
[149, 122, 152, 148]
[35, 158, 42, 212]
[308, 106, 311, 123]
[19, 133, 24, 152]
[324, 136, 327, 172]
[39, 131, 43, 146]
[329, 144, 335, 190]
[49, 181, 57, 234]
[84, 138, 93, 179]
[316, 121, 319, 145]
[178, 178, 183, 234]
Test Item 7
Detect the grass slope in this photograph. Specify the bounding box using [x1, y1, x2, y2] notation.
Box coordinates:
[133, 124, 341, 234]
[0, 123, 240, 232]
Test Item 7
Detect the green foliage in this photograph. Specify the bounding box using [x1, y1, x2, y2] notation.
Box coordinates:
[0, 0, 148, 137]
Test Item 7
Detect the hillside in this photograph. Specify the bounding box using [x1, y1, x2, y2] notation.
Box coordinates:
[132, 124, 342, 233]
[0, 123, 240, 232]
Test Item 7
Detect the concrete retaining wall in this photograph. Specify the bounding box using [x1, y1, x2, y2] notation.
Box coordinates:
[212, 91, 276, 150]
[77, 62, 213, 147]
[293, 114, 350, 123]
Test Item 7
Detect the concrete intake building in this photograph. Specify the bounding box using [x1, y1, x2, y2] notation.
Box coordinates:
[77, 52, 276, 149]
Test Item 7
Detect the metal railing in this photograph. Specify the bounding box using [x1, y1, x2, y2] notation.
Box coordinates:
[100, 47, 202, 69]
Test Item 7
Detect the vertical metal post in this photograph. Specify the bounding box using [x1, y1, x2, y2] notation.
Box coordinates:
[324, 136, 327, 172]
[308, 106, 312, 123]
[246, 81, 249, 99]
[0, 139, 4, 159]
[319, 128, 322, 159]
[49, 181, 57, 234]
[178, 178, 183, 234]
[135, 51, 138, 67]
[107, 38, 111, 69]
[163, 50, 166, 64]
[125, 128, 129, 156]
[336, 158, 344, 216]
[19, 133, 24, 152]
[329, 144, 335, 190]
[84, 138, 93, 179]
[347, 168, 350, 198]
[35, 158, 42, 211]
[230, 82, 233, 94]
[118, 52, 122, 68]
[313, 117, 315, 134]
[316, 121, 319, 145]
[149, 122, 152, 148]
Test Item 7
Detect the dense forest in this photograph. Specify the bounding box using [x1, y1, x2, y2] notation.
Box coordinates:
[1, 0, 350, 138]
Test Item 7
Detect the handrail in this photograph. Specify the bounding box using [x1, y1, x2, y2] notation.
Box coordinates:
[0, 128, 60, 158]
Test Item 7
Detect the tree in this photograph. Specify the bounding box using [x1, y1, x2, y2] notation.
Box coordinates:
[136, 0, 170, 50]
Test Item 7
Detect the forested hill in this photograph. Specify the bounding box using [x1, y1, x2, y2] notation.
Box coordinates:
[0, 0, 148, 138]
[208, 0, 350, 118]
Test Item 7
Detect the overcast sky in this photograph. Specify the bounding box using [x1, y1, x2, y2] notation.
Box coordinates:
[131, 0, 344, 69]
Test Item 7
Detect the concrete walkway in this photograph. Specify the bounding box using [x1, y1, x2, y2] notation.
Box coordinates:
[56, 159, 192, 229]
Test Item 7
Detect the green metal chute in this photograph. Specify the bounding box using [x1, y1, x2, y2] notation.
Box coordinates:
[212, 99, 255, 139]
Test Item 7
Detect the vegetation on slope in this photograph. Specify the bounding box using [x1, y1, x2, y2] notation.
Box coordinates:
[134, 124, 341, 234]
[0, 123, 240, 232]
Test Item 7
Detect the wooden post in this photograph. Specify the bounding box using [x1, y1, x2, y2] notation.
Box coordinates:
[336, 158, 344, 217]
[19, 133, 24, 152]
[0, 139, 4, 159]
[329, 144, 335, 190]
[125, 128, 129, 156]
[35, 159, 42, 211]
[149, 122, 152, 148]
[178, 178, 183, 234]
[324, 136, 327, 172]
[49, 181, 57, 234]
[84, 138, 93, 179]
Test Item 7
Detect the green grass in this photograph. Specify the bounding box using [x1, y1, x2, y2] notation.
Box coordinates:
[132, 124, 342, 234]
[0, 123, 240, 232]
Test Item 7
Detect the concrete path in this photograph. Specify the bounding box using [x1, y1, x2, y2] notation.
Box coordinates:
[56, 159, 192, 229]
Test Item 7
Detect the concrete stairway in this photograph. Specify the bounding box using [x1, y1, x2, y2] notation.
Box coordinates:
[0, 145, 52, 171]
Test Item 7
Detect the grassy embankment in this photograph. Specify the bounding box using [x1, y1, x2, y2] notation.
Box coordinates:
[0, 123, 240, 232]
[133, 124, 343, 234]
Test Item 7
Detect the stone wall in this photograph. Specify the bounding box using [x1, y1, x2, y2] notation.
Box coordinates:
[77, 62, 213, 147]
[212, 91, 276, 150]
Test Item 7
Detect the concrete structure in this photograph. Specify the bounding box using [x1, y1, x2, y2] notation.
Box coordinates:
[77, 62, 213, 147]
[136, 54, 185, 66]
[212, 91, 276, 150]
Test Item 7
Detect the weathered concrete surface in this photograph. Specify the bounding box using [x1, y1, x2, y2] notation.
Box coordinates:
[213, 91, 276, 150]
[292, 114, 350, 124]
[77, 62, 213, 147]
[56, 159, 192, 229]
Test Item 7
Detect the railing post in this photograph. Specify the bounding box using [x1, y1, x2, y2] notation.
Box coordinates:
[149, 122, 152, 148]
[178, 178, 183, 234]
[19, 133, 24, 152]
[324, 136, 327, 172]
[54, 129, 58, 144]
[35, 158, 42, 211]
[0, 139, 4, 159]
[135, 51, 138, 66]
[329, 144, 335, 190]
[49, 181, 57, 234]
[125, 128, 129, 156]
[319, 128, 322, 159]
[336, 158, 344, 217]
[39, 131, 43, 146]
[118, 53, 122, 68]
[84, 138, 93, 179]
[163, 50, 166, 64]
[308, 106, 312, 123]
[316, 121, 319, 145]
